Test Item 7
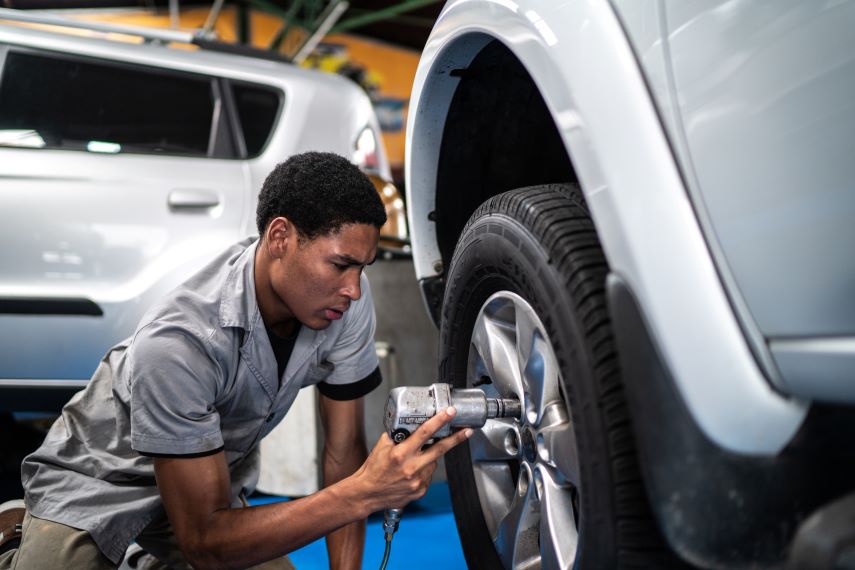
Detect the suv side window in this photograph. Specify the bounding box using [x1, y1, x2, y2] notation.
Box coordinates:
[0, 51, 214, 156]
[231, 83, 280, 158]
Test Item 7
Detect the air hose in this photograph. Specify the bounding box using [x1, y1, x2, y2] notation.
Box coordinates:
[378, 507, 401, 570]
[378, 532, 393, 570]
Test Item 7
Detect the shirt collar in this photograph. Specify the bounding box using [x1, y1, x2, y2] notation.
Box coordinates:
[218, 238, 261, 331]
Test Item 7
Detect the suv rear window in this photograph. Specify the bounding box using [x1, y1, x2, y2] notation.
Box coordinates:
[232, 83, 280, 158]
[0, 51, 214, 156]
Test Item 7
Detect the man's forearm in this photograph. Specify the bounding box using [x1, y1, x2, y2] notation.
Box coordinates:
[326, 516, 366, 570]
[172, 477, 373, 569]
[324, 442, 369, 569]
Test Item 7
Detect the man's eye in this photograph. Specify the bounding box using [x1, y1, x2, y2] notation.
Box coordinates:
[333, 263, 348, 271]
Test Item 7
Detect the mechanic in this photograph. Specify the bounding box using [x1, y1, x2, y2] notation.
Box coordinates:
[0, 152, 472, 569]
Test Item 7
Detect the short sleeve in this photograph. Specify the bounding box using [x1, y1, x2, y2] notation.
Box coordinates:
[127, 322, 225, 456]
[319, 273, 380, 387]
[317, 365, 381, 401]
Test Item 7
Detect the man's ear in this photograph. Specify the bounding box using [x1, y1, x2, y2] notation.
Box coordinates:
[264, 217, 294, 258]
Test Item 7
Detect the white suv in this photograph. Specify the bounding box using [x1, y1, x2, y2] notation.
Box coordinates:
[0, 10, 392, 410]
[406, 1, 855, 568]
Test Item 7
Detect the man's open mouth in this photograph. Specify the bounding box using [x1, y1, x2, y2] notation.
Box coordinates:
[325, 308, 344, 320]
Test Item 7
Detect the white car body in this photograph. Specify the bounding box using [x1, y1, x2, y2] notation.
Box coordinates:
[0, 20, 389, 408]
[406, 0, 855, 455]
[406, 1, 855, 566]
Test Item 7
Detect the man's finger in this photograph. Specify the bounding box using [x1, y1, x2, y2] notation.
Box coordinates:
[368, 432, 392, 456]
[399, 406, 458, 451]
[375, 432, 392, 448]
[421, 426, 473, 464]
[418, 461, 437, 481]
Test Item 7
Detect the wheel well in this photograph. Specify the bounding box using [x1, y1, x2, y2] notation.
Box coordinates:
[436, 40, 577, 265]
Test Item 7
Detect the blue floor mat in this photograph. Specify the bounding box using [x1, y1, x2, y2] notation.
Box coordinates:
[249, 482, 467, 569]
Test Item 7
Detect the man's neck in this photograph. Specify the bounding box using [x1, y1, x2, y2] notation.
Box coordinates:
[254, 241, 298, 337]
[267, 319, 300, 338]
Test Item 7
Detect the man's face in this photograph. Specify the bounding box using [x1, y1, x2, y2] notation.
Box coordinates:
[270, 222, 380, 330]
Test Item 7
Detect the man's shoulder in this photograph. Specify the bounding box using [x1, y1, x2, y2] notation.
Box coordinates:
[129, 239, 258, 359]
[173, 238, 257, 307]
[141, 239, 256, 326]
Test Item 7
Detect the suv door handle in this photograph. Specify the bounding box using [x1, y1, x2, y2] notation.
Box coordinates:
[167, 189, 221, 210]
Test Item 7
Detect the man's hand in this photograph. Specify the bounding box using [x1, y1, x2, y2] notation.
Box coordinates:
[349, 406, 473, 513]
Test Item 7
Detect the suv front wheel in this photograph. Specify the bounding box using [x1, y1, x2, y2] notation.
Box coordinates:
[439, 185, 674, 569]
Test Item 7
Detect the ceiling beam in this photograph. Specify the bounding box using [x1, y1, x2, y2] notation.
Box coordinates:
[330, 0, 440, 33]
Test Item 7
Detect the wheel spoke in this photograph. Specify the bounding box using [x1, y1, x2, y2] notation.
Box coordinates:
[471, 307, 523, 396]
[514, 305, 537, 375]
[538, 468, 578, 570]
[494, 471, 541, 570]
[473, 463, 516, 532]
[538, 421, 579, 487]
[521, 327, 560, 426]
[469, 420, 519, 463]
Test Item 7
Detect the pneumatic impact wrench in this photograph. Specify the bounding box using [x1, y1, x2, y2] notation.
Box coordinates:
[377, 383, 521, 569]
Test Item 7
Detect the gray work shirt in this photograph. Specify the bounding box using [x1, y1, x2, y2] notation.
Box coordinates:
[21, 238, 379, 564]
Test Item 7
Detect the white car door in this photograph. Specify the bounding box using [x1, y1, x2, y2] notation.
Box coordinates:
[0, 48, 248, 382]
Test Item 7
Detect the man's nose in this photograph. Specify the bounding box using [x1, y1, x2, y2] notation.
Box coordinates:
[342, 272, 361, 301]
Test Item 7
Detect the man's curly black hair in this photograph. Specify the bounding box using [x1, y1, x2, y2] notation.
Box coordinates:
[256, 152, 387, 240]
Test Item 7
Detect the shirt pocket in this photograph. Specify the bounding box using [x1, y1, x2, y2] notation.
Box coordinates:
[302, 358, 335, 387]
[218, 360, 272, 454]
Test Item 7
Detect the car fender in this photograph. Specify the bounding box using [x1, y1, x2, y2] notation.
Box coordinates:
[405, 0, 807, 455]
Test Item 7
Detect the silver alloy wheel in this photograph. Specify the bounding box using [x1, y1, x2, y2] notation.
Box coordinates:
[467, 291, 580, 570]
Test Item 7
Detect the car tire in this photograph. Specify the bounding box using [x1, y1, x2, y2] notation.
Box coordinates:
[439, 184, 676, 569]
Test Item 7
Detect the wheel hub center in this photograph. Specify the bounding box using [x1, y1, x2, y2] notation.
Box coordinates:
[521, 428, 537, 463]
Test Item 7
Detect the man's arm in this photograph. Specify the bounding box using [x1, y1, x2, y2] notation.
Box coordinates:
[154, 450, 356, 569]
[153, 406, 471, 570]
[319, 394, 369, 570]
